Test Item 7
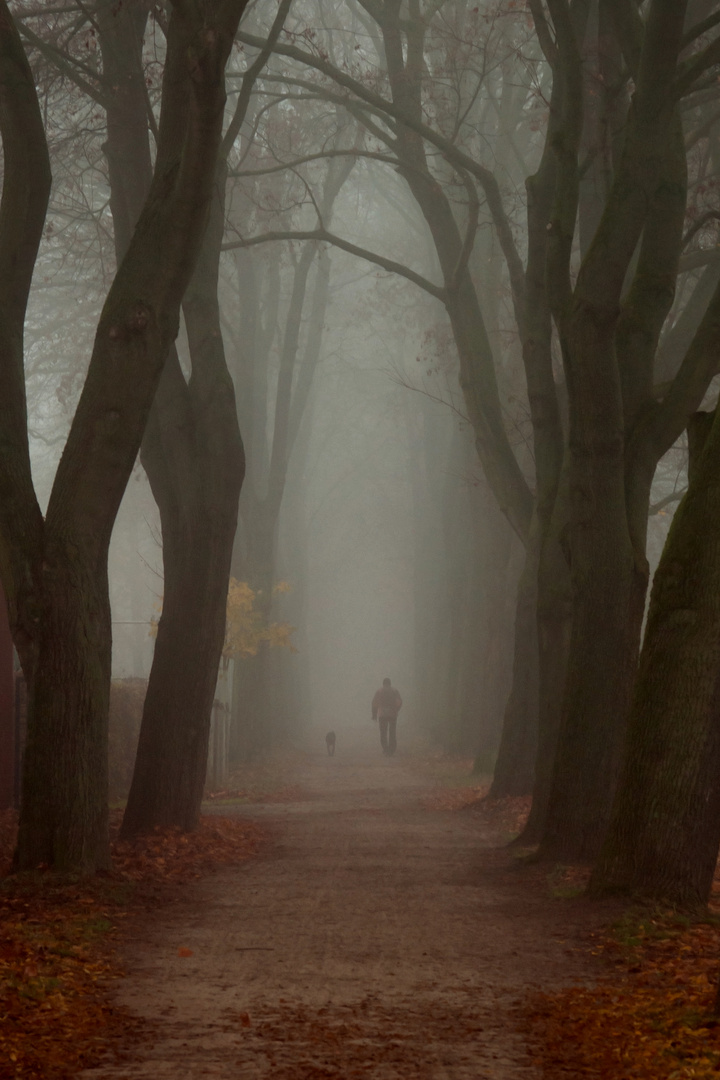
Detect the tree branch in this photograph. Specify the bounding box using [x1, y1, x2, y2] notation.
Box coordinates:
[679, 246, 720, 273]
[681, 209, 720, 252]
[45, 0, 250, 549]
[229, 147, 400, 178]
[682, 9, 720, 49]
[674, 31, 720, 99]
[544, 0, 584, 316]
[647, 264, 720, 459]
[649, 488, 685, 515]
[685, 102, 720, 149]
[448, 168, 479, 293]
[17, 18, 106, 107]
[220, 0, 292, 158]
[235, 29, 526, 317]
[222, 227, 446, 300]
[528, 0, 559, 68]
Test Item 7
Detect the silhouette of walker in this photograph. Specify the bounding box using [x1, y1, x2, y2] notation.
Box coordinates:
[371, 678, 402, 756]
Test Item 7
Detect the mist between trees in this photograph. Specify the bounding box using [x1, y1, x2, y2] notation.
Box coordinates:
[0, 0, 719, 906]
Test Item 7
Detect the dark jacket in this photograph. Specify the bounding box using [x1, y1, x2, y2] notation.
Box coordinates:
[372, 686, 402, 720]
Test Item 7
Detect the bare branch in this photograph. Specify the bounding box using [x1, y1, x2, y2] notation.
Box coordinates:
[222, 227, 446, 300]
[221, 0, 292, 158]
[235, 30, 526, 315]
[675, 33, 720, 99]
[682, 10, 720, 49]
[390, 372, 471, 425]
[685, 103, 720, 150]
[649, 489, 685, 515]
[679, 246, 720, 273]
[648, 265, 720, 458]
[681, 210, 720, 252]
[528, 0, 559, 67]
[17, 19, 106, 107]
[229, 147, 399, 178]
[448, 169, 479, 293]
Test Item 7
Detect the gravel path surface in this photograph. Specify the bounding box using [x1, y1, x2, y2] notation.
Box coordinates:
[83, 738, 606, 1079]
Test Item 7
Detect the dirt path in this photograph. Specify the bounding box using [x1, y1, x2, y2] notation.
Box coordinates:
[84, 741, 609, 1079]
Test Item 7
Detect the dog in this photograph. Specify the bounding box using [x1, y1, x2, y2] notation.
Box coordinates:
[325, 730, 336, 757]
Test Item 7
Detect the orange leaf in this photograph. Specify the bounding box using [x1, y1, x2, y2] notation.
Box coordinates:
[178, 947, 193, 958]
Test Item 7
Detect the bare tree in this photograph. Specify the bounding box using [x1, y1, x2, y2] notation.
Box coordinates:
[0, 0, 248, 872]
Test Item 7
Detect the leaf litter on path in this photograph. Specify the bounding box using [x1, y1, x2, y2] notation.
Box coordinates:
[415, 756, 720, 1078]
[524, 889, 720, 1077]
[0, 808, 267, 1079]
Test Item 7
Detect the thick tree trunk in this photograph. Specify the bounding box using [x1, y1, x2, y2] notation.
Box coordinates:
[122, 172, 244, 836]
[490, 67, 565, 806]
[534, 6, 688, 861]
[16, 563, 112, 870]
[590, 411, 720, 908]
[121, 485, 237, 830]
[97, 5, 245, 836]
[4, 1, 247, 870]
[488, 535, 538, 796]
[538, 413, 648, 860]
[536, 476, 666, 861]
[518, 464, 573, 843]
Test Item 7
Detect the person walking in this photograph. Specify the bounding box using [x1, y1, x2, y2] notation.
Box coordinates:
[372, 678, 402, 756]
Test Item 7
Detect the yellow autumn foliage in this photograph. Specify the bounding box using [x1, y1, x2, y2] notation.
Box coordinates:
[223, 578, 296, 659]
[149, 578, 296, 660]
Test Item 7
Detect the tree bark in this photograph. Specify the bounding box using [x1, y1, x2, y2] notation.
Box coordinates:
[590, 410, 720, 907]
[16, 562, 112, 870]
[122, 173, 244, 832]
[519, 462, 573, 842]
[488, 534, 538, 796]
[490, 57, 566, 802]
[536, 3, 690, 861]
[94, 1, 246, 836]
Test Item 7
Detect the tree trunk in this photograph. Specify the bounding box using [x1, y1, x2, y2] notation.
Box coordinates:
[538, 404, 648, 860]
[17, 563, 111, 871]
[590, 410, 720, 908]
[534, 6, 688, 862]
[488, 534, 538, 796]
[96, 3, 245, 836]
[489, 62, 565, 805]
[517, 462, 573, 843]
[121, 486, 238, 830]
[4, 0, 248, 871]
[122, 170, 244, 836]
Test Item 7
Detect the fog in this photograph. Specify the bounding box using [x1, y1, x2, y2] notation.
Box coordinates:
[5, 13, 720, 1072]
[8, 0, 700, 804]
